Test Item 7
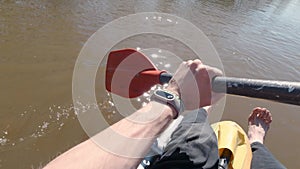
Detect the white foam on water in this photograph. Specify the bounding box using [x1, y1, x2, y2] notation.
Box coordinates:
[0, 103, 81, 146]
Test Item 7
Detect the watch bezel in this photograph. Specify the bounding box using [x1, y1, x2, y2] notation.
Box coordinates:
[154, 90, 175, 101]
[151, 89, 184, 118]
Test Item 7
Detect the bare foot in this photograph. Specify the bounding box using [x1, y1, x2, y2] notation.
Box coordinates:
[247, 107, 272, 144]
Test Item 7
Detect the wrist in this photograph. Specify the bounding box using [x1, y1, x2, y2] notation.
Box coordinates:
[150, 101, 178, 119]
[166, 79, 180, 97]
[150, 89, 184, 119]
[165, 86, 180, 98]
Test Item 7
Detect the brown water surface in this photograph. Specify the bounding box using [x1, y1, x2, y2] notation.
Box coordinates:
[1, 0, 300, 168]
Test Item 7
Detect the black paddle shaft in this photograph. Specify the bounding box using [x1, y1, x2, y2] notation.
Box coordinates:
[160, 73, 300, 106]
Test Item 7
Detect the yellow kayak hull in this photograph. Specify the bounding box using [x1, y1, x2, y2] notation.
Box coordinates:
[211, 121, 252, 169]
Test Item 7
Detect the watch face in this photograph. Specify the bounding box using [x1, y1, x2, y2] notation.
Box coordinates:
[156, 90, 174, 100]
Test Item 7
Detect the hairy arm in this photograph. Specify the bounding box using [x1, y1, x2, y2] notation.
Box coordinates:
[44, 101, 176, 169]
[43, 59, 223, 169]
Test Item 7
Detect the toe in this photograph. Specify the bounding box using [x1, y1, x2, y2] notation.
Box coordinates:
[248, 113, 255, 125]
[249, 107, 261, 124]
[252, 107, 261, 117]
[265, 110, 273, 124]
[258, 109, 265, 119]
[261, 109, 268, 119]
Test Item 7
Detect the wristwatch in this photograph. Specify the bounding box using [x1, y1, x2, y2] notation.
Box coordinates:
[150, 89, 184, 118]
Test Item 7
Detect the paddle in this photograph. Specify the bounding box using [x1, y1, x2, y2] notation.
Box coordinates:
[106, 48, 300, 106]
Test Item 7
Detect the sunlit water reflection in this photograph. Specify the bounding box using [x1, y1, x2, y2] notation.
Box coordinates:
[1, 0, 300, 168]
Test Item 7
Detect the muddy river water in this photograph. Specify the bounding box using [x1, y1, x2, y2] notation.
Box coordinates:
[1, 0, 300, 168]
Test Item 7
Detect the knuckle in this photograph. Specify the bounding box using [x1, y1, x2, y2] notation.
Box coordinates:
[187, 60, 193, 65]
[193, 59, 202, 64]
[198, 65, 208, 72]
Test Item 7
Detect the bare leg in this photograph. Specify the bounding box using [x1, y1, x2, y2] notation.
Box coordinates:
[248, 107, 272, 144]
[248, 107, 286, 169]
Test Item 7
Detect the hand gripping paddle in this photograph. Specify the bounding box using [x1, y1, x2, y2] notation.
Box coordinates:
[106, 48, 300, 106]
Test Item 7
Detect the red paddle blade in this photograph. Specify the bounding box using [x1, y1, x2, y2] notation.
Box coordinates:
[105, 48, 165, 98]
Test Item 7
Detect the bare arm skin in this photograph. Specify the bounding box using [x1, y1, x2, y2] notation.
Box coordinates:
[43, 60, 223, 169]
[44, 101, 176, 169]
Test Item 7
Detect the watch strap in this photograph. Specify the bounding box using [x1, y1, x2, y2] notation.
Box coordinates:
[151, 89, 184, 118]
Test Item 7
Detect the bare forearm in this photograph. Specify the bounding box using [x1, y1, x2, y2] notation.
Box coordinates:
[44, 58, 223, 169]
[44, 101, 175, 169]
